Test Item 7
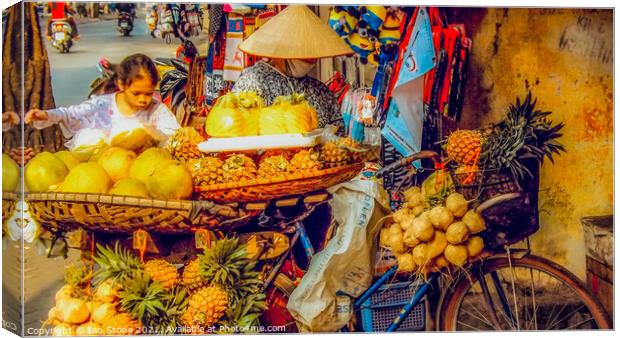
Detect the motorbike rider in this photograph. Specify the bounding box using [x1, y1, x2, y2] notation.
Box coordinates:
[116, 2, 136, 19]
[46, 2, 79, 40]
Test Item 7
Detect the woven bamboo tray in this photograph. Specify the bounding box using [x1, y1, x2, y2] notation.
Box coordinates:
[194, 162, 364, 203]
[2, 192, 18, 225]
[25, 193, 258, 235]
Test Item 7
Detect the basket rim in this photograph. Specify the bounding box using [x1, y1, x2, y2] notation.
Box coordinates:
[25, 192, 195, 211]
[194, 162, 364, 192]
[2, 191, 19, 200]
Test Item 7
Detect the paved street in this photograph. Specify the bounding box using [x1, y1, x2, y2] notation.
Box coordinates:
[46, 12, 205, 106]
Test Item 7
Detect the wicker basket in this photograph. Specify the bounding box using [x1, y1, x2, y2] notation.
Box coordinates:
[451, 157, 541, 248]
[2, 192, 18, 225]
[25, 192, 258, 235]
[195, 163, 364, 203]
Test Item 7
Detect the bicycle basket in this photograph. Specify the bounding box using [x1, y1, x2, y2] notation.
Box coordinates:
[360, 281, 426, 332]
[451, 156, 540, 248]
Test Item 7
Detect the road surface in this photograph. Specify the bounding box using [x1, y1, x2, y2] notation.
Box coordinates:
[46, 13, 205, 106]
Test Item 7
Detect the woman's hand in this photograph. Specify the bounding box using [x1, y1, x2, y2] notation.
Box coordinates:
[2, 111, 19, 126]
[24, 109, 48, 124]
[9, 147, 35, 166]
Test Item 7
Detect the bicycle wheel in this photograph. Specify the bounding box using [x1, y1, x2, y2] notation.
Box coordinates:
[438, 253, 611, 330]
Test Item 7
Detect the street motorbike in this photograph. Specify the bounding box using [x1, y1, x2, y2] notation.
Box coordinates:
[158, 8, 176, 44]
[146, 7, 158, 38]
[117, 11, 134, 36]
[50, 19, 73, 53]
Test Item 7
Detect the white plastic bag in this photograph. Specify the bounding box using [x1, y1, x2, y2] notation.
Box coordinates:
[287, 177, 389, 332]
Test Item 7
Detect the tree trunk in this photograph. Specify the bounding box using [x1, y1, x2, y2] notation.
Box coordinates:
[2, 2, 64, 154]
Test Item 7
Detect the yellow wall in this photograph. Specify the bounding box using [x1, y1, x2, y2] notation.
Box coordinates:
[457, 8, 613, 278]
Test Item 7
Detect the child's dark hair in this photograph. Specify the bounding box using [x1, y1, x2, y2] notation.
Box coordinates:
[116, 53, 159, 86]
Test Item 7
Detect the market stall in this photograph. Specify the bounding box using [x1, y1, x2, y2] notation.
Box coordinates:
[1, 4, 612, 335]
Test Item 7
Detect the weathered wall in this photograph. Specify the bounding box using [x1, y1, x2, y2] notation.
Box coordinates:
[450, 8, 613, 278]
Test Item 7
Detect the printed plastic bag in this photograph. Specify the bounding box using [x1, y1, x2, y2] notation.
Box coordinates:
[287, 177, 389, 332]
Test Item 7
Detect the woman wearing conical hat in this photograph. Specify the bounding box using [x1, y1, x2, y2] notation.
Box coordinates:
[233, 5, 353, 128]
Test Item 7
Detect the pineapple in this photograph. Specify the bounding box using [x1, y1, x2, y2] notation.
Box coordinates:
[143, 259, 179, 290]
[445, 129, 484, 165]
[290, 149, 321, 173]
[320, 142, 351, 168]
[187, 156, 225, 186]
[183, 285, 229, 327]
[222, 154, 257, 182]
[167, 127, 205, 162]
[64, 264, 93, 300]
[257, 155, 290, 179]
[93, 243, 142, 286]
[480, 92, 565, 180]
[101, 312, 142, 336]
[182, 258, 206, 292]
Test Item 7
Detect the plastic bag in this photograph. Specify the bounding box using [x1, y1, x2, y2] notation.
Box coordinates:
[287, 177, 390, 332]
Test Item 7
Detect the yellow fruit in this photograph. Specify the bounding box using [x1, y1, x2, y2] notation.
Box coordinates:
[71, 128, 108, 162]
[144, 259, 179, 290]
[2, 154, 19, 192]
[145, 160, 193, 200]
[54, 150, 81, 170]
[257, 155, 290, 178]
[95, 280, 119, 303]
[128, 147, 173, 184]
[187, 156, 225, 186]
[259, 94, 318, 135]
[109, 122, 156, 152]
[55, 298, 90, 324]
[25, 152, 69, 192]
[76, 322, 103, 336]
[445, 130, 483, 165]
[290, 149, 321, 172]
[108, 178, 150, 198]
[59, 163, 112, 194]
[55, 284, 74, 302]
[184, 285, 229, 327]
[222, 154, 257, 182]
[97, 147, 137, 182]
[319, 142, 351, 168]
[92, 303, 117, 324]
[182, 258, 205, 291]
[102, 312, 141, 336]
[444, 244, 469, 267]
[167, 127, 205, 162]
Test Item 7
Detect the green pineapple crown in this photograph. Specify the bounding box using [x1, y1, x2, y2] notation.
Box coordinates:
[197, 237, 265, 309]
[480, 92, 565, 180]
[93, 242, 143, 286]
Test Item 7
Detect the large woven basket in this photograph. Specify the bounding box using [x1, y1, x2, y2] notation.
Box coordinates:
[25, 193, 258, 235]
[195, 163, 364, 203]
[2, 192, 18, 226]
[451, 157, 541, 248]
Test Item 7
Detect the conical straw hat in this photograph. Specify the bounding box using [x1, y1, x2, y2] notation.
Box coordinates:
[239, 5, 354, 59]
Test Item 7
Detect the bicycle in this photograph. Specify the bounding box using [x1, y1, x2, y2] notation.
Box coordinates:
[342, 150, 611, 331]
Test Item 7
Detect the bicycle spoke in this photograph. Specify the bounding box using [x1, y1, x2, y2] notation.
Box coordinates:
[547, 304, 586, 330]
[564, 315, 596, 330]
[461, 303, 497, 329]
[529, 268, 538, 330]
[544, 301, 572, 329]
[457, 320, 484, 331]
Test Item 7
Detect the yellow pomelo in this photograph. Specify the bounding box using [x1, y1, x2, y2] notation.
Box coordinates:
[71, 128, 108, 162]
[129, 147, 173, 184]
[59, 163, 112, 194]
[97, 147, 137, 182]
[55, 150, 81, 170]
[25, 152, 69, 192]
[109, 121, 156, 152]
[2, 154, 19, 192]
[145, 160, 193, 200]
[109, 178, 150, 198]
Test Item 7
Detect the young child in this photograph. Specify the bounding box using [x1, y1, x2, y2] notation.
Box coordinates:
[25, 53, 180, 150]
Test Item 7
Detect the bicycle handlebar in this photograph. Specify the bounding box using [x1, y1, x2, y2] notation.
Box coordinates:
[375, 150, 442, 179]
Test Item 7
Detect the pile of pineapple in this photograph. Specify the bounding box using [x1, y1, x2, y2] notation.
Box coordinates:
[380, 172, 487, 274]
[45, 238, 266, 336]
